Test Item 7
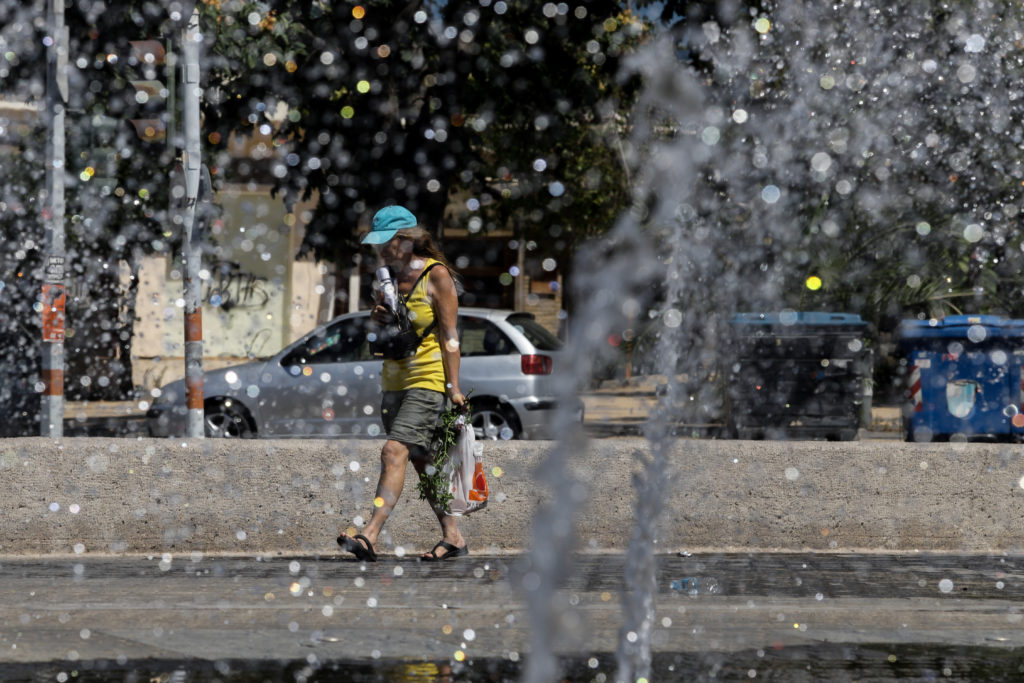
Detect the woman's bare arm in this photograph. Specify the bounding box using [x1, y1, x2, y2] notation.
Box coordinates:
[429, 266, 464, 407]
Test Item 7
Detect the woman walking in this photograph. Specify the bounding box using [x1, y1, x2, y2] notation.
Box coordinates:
[337, 205, 469, 562]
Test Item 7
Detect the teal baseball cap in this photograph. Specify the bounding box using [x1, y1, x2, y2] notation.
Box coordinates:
[362, 205, 418, 245]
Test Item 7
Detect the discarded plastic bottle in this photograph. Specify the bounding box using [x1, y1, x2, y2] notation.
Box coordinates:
[670, 577, 721, 596]
[468, 443, 488, 502]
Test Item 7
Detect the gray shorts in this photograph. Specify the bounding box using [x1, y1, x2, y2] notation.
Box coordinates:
[380, 389, 446, 451]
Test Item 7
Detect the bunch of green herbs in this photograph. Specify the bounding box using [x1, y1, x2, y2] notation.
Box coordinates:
[418, 399, 470, 512]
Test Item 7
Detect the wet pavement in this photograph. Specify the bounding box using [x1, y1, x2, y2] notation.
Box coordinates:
[2, 552, 1023, 681]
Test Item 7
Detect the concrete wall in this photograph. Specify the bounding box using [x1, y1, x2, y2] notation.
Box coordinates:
[131, 184, 325, 391]
[2, 438, 1023, 556]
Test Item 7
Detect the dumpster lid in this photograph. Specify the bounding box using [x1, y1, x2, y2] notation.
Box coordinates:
[898, 315, 1024, 340]
[729, 311, 866, 328]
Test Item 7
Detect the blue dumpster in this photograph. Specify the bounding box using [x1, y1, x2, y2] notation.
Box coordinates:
[725, 312, 871, 441]
[898, 315, 1024, 442]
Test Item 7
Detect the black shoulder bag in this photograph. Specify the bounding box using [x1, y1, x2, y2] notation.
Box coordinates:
[369, 262, 444, 360]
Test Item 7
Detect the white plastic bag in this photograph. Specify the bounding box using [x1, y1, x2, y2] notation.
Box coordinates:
[444, 415, 488, 516]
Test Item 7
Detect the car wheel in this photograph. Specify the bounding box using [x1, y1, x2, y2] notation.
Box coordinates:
[471, 401, 519, 440]
[205, 399, 256, 438]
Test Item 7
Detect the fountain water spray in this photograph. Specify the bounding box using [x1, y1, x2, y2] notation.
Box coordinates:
[527, 0, 1024, 677]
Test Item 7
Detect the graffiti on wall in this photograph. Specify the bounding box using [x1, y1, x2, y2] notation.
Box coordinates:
[205, 261, 271, 312]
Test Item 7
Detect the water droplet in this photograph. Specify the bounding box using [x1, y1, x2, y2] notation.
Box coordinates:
[810, 152, 832, 173]
[965, 34, 986, 53]
[778, 310, 799, 325]
[957, 64, 977, 84]
[938, 578, 954, 593]
[663, 309, 683, 328]
[967, 325, 986, 343]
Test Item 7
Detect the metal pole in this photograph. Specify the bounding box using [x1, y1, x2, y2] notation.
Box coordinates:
[181, 8, 204, 437]
[165, 38, 176, 158]
[41, 0, 68, 438]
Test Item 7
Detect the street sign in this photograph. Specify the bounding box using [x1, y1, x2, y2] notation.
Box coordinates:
[44, 255, 64, 284]
[41, 283, 65, 342]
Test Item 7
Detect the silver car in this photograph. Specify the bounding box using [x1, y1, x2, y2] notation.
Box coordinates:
[146, 308, 580, 440]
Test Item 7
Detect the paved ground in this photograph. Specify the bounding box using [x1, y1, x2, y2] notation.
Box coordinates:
[1, 552, 1022, 681]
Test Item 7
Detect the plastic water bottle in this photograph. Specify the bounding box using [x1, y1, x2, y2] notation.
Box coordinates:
[670, 577, 721, 596]
[376, 267, 399, 313]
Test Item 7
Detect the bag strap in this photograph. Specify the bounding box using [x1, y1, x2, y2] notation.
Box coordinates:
[409, 261, 445, 292]
[405, 261, 446, 344]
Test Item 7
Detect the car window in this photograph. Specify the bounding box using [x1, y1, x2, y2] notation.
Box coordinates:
[506, 314, 563, 351]
[459, 316, 515, 357]
[289, 318, 370, 364]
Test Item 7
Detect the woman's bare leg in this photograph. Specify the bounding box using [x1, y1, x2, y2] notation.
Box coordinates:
[411, 455, 466, 557]
[340, 439, 409, 550]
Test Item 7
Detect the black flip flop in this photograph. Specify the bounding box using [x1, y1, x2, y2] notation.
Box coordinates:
[337, 533, 377, 562]
[422, 540, 468, 561]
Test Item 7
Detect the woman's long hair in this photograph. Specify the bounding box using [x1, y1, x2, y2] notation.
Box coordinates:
[395, 227, 458, 276]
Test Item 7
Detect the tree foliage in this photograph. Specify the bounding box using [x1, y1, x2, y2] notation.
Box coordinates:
[627, 0, 1024, 333]
[196, 0, 644, 274]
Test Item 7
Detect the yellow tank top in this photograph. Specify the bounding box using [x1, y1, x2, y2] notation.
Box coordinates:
[381, 259, 448, 393]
